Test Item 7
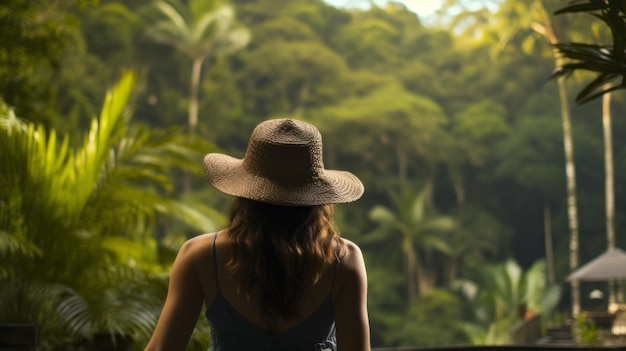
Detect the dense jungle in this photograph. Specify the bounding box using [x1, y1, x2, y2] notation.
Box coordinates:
[2, 0, 626, 349]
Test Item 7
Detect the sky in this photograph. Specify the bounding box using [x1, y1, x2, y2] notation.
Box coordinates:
[322, 0, 500, 24]
[323, 0, 445, 19]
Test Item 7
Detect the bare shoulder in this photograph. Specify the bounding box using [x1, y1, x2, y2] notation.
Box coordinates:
[338, 238, 366, 269]
[335, 238, 367, 296]
[175, 232, 217, 265]
[173, 232, 220, 300]
[333, 237, 370, 350]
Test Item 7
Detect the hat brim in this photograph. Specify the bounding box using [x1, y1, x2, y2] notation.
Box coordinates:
[203, 153, 364, 206]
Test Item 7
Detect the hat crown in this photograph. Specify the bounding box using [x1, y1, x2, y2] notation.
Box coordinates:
[243, 119, 323, 185]
[203, 118, 363, 206]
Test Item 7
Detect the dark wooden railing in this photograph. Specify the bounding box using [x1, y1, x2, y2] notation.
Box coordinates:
[3, 321, 625, 351]
[0, 324, 38, 351]
[372, 347, 626, 351]
[511, 314, 543, 344]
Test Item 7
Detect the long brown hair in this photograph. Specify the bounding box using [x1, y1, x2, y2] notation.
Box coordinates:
[225, 197, 344, 319]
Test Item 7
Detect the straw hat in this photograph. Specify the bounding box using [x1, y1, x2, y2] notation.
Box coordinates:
[203, 118, 364, 206]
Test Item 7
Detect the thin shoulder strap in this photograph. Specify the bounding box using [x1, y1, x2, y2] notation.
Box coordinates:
[212, 232, 220, 289]
[330, 238, 341, 293]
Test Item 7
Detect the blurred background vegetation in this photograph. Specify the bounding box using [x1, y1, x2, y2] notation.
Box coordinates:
[1, 0, 625, 349]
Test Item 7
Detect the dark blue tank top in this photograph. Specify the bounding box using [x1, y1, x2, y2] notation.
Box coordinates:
[205, 233, 338, 351]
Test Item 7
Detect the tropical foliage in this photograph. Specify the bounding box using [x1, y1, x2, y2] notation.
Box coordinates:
[553, 0, 626, 103]
[145, 0, 250, 133]
[2, 0, 625, 348]
[366, 185, 455, 301]
[0, 0, 98, 124]
[552, 0, 626, 313]
[0, 72, 219, 349]
[453, 259, 562, 345]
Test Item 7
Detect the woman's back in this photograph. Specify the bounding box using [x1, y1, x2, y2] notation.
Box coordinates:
[144, 119, 370, 351]
[205, 231, 340, 350]
[172, 230, 367, 351]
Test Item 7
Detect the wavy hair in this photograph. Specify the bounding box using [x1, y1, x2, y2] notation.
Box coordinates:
[225, 197, 344, 319]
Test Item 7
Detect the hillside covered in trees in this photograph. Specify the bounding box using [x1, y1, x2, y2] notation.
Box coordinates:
[2, 0, 626, 349]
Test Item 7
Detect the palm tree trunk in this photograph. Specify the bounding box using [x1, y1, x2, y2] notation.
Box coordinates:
[555, 72, 580, 317]
[416, 250, 436, 294]
[404, 239, 418, 303]
[454, 181, 465, 208]
[396, 143, 408, 188]
[533, 4, 581, 317]
[189, 57, 204, 134]
[603, 89, 614, 250]
[182, 58, 204, 192]
[449, 258, 459, 282]
[602, 89, 616, 306]
[544, 200, 555, 284]
[539, 9, 581, 314]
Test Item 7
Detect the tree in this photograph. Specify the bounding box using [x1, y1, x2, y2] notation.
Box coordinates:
[330, 12, 401, 69]
[454, 259, 562, 345]
[0, 0, 97, 125]
[242, 40, 347, 116]
[383, 288, 467, 347]
[145, 0, 250, 134]
[486, 0, 583, 317]
[0, 72, 219, 348]
[365, 186, 455, 302]
[309, 79, 449, 191]
[495, 91, 568, 283]
[445, 205, 512, 282]
[552, 0, 626, 103]
[552, 0, 626, 307]
[234, 15, 351, 121]
[446, 99, 511, 210]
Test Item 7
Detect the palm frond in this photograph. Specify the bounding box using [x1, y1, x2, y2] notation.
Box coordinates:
[553, 0, 626, 103]
[455, 321, 489, 345]
[0, 230, 41, 258]
[408, 189, 427, 224]
[161, 198, 223, 233]
[147, 0, 249, 61]
[56, 266, 162, 339]
[56, 287, 93, 337]
[189, 0, 219, 18]
[146, 21, 191, 52]
[154, 1, 190, 38]
[369, 205, 397, 224]
[358, 226, 396, 244]
[451, 278, 480, 301]
[575, 72, 623, 103]
[554, 0, 610, 16]
[0, 279, 84, 347]
[420, 235, 452, 255]
[192, 6, 232, 46]
[523, 260, 562, 314]
[222, 27, 252, 54]
[554, 42, 612, 63]
[0, 70, 219, 346]
[73, 71, 136, 208]
[421, 217, 456, 233]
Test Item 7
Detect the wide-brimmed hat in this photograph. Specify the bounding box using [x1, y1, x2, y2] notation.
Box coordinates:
[203, 118, 364, 206]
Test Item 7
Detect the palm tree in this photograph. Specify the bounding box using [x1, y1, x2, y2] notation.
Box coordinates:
[552, 0, 626, 103]
[146, 0, 250, 134]
[483, 0, 582, 317]
[454, 259, 562, 345]
[0, 72, 220, 349]
[365, 185, 455, 302]
[552, 0, 626, 308]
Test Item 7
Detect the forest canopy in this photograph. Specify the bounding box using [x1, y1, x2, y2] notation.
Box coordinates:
[1, 0, 625, 349]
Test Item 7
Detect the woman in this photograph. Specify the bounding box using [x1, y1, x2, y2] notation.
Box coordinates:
[145, 118, 370, 351]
